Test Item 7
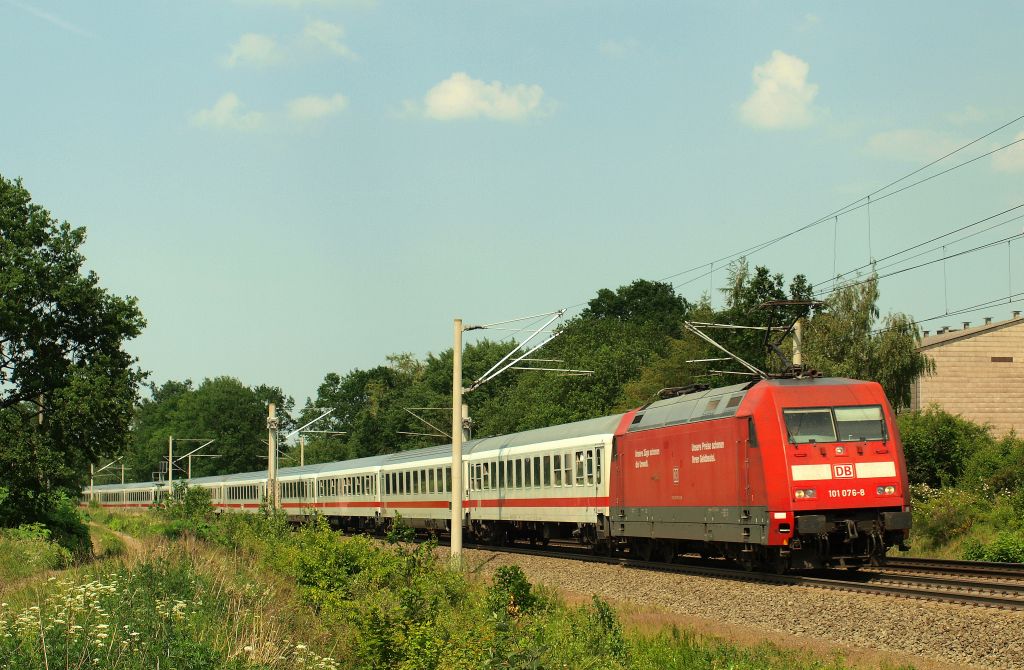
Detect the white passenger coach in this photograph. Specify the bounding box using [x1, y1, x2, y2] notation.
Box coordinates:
[84, 413, 627, 544]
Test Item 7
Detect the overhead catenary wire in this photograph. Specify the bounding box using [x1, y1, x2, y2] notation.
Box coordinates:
[816, 203, 1024, 288]
[811, 231, 1024, 300]
[647, 116, 1024, 289]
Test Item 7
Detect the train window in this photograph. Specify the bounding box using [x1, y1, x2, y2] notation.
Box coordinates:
[586, 450, 594, 485]
[748, 418, 759, 448]
[414, 470, 421, 494]
[543, 456, 551, 486]
[445, 467, 452, 493]
[533, 458, 541, 488]
[575, 451, 585, 485]
[834, 406, 887, 442]
[553, 455, 562, 486]
[403, 472, 409, 494]
[428, 468, 435, 493]
[564, 453, 573, 486]
[436, 468, 443, 493]
[490, 462, 497, 490]
[596, 448, 602, 484]
[420, 470, 426, 494]
[498, 461, 505, 488]
[504, 461, 512, 488]
[523, 459, 531, 487]
[515, 459, 523, 488]
[783, 408, 837, 444]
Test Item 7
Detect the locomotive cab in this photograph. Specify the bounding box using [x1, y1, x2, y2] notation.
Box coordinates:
[754, 379, 912, 570]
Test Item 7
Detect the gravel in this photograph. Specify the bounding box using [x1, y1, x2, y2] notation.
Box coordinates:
[461, 548, 1024, 670]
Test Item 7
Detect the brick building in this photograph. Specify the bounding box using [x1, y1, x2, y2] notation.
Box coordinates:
[911, 312, 1024, 436]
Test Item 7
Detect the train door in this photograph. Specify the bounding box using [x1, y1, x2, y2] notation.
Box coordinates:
[738, 419, 751, 516]
[738, 417, 768, 541]
[609, 438, 624, 536]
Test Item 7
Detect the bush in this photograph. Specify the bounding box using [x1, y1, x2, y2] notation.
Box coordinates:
[912, 487, 981, 546]
[962, 431, 1024, 492]
[0, 524, 72, 579]
[163, 482, 214, 522]
[897, 406, 992, 487]
[962, 531, 1024, 563]
[487, 565, 539, 618]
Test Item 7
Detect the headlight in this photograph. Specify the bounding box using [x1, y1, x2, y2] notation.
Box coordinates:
[835, 446, 846, 455]
[876, 485, 897, 495]
[794, 489, 816, 499]
[795, 489, 805, 499]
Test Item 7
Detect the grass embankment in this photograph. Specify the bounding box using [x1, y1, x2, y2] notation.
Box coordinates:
[1, 504, 910, 670]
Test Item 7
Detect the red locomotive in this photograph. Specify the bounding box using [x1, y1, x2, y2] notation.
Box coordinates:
[85, 378, 911, 572]
[609, 376, 911, 571]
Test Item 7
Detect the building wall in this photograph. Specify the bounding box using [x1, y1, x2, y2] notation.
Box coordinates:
[914, 319, 1024, 436]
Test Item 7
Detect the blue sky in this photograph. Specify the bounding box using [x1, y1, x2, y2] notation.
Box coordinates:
[2, 0, 1023, 406]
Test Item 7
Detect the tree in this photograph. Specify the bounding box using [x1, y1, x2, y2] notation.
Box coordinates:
[802, 275, 932, 410]
[125, 377, 293, 479]
[0, 175, 145, 534]
[581, 279, 690, 338]
[897, 406, 992, 486]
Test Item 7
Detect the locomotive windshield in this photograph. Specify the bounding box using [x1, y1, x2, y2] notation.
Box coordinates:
[784, 406, 887, 444]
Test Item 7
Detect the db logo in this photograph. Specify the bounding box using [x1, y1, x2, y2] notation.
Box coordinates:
[833, 464, 854, 479]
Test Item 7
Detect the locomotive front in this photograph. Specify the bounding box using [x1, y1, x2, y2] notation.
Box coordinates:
[753, 379, 912, 569]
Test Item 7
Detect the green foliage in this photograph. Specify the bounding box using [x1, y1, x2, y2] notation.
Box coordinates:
[911, 486, 981, 547]
[78, 510, 872, 670]
[961, 431, 1024, 492]
[0, 555, 335, 670]
[802, 275, 931, 411]
[385, 512, 416, 543]
[0, 523, 73, 579]
[164, 482, 215, 522]
[897, 406, 992, 486]
[0, 174, 145, 531]
[962, 531, 1024, 563]
[127, 377, 294, 480]
[581, 279, 691, 338]
[487, 565, 539, 618]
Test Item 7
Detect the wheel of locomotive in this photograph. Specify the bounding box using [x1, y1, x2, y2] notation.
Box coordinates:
[633, 538, 654, 562]
[769, 549, 789, 575]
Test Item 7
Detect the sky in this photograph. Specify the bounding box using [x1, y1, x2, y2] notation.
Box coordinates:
[2, 0, 1023, 407]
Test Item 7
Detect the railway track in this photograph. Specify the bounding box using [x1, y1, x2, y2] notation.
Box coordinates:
[883, 556, 1024, 581]
[457, 540, 1024, 611]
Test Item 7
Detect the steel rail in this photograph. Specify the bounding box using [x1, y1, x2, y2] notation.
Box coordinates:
[453, 540, 1024, 611]
[884, 556, 1024, 580]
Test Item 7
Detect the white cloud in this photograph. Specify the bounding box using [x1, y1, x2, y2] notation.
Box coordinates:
[865, 129, 963, 163]
[287, 93, 349, 120]
[797, 13, 821, 32]
[190, 93, 264, 131]
[599, 38, 638, 59]
[303, 19, 356, 59]
[945, 105, 988, 125]
[739, 51, 819, 129]
[4, 0, 93, 37]
[420, 72, 545, 121]
[224, 33, 282, 68]
[993, 131, 1024, 173]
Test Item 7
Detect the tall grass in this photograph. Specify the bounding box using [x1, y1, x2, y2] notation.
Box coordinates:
[3, 506, 909, 670]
